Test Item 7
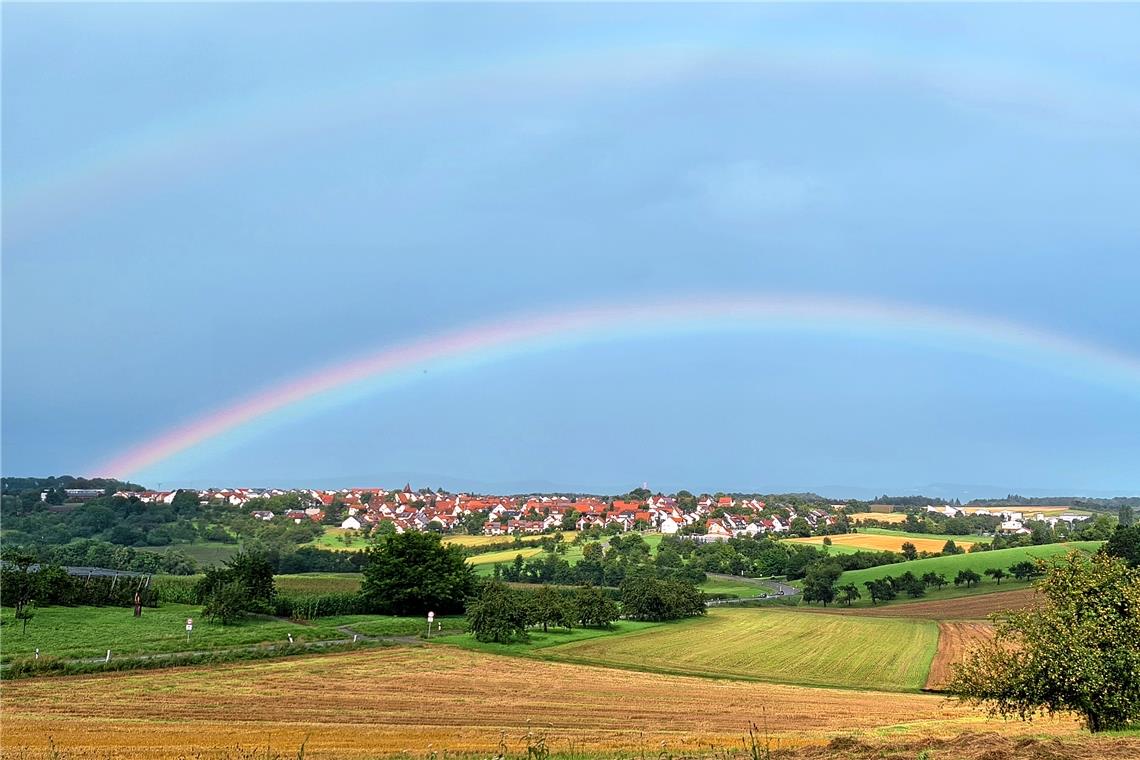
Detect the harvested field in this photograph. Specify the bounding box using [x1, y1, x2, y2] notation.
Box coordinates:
[816, 588, 1038, 621]
[924, 621, 996, 691]
[786, 732, 1140, 760]
[786, 532, 975, 554]
[547, 608, 938, 691]
[850, 512, 908, 524]
[0, 646, 1086, 759]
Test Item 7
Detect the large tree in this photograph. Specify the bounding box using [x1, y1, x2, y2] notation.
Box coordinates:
[361, 530, 474, 616]
[949, 552, 1140, 732]
[466, 581, 530, 643]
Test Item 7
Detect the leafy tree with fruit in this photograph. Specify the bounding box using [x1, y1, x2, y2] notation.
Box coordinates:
[949, 552, 1140, 732]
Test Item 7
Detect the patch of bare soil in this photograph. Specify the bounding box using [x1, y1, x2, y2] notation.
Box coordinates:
[925, 621, 997, 690]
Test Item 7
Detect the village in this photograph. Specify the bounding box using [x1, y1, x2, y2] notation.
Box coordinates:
[101, 486, 1089, 541]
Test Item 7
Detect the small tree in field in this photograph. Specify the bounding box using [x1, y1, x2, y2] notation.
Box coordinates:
[949, 552, 1140, 732]
[466, 581, 529, 643]
[984, 567, 1006, 585]
[838, 584, 860, 606]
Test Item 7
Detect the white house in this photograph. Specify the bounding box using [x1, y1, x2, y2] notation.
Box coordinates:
[341, 516, 363, 530]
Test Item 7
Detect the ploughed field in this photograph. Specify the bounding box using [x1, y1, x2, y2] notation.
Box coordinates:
[0, 645, 1087, 759]
[545, 607, 939, 692]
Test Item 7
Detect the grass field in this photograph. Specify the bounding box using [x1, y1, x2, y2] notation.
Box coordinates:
[786, 532, 977, 554]
[444, 532, 578, 548]
[437, 619, 660, 657]
[0, 645, 1091, 759]
[0, 604, 350, 663]
[837, 541, 1103, 590]
[698, 578, 771, 598]
[466, 547, 543, 566]
[547, 607, 939, 692]
[859, 527, 990, 544]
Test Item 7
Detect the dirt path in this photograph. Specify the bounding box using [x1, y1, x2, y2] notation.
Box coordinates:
[924, 621, 995, 690]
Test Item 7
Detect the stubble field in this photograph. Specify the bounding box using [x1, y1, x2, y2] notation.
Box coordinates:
[0, 645, 1088, 759]
[785, 533, 976, 553]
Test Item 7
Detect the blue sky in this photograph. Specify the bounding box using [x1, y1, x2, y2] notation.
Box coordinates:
[3, 4, 1139, 497]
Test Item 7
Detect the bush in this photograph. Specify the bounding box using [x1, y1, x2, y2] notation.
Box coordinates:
[274, 592, 368, 620]
[620, 577, 706, 621]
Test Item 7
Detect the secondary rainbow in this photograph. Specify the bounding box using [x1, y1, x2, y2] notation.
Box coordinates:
[92, 294, 1140, 480]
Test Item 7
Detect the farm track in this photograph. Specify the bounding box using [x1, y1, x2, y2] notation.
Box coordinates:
[0, 646, 1089, 759]
[924, 622, 996, 691]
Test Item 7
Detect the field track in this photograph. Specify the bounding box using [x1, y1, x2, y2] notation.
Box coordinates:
[0, 646, 1084, 759]
[924, 622, 997, 691]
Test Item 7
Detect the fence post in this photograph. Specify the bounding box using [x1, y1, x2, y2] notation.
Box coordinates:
[105, 649, 111, 663]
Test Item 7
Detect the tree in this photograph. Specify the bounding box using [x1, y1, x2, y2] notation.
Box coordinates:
[900, 542, 918, 561]
[560, 511, 579, 532]
[360, 531, 474, 616]
[1008, 561, 1041, 582]
[1119, 505, 1135, 528]
[838, 584, 861, 606]
[896, 571, 926, 598]
[194, 550, 276, 617]
[620, 577, 706, 621]
[573, 585, 619, 628]
[1, 552, 39, 633]
[203, 580, 248, 624]
[788, 517, 812, 537]
[942, 540, 963, 555]
[922, 572, 948, 590]
[466, 581, 529, 643]
[802, 562, 841, 607]
[1104, 525, 1140, 567]
[863, 578, 896, 605]
[528, 585, 574, 633]
[949, 552, 1140, 732]
[984, 567, 1007, 585]
[954, 569, 982, 588]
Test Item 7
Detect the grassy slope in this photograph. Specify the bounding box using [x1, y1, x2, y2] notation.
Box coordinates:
[838, 541, 1103, 589]
[546, 607, 939, 692]
[435, 619, 661, 657]
[0, 604, 349, 662]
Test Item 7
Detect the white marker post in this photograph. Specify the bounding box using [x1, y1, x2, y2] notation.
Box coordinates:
[186, 617, 193, 642]
[427, 611, 435, 639]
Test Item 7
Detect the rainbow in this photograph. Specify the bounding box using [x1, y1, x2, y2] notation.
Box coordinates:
[92, 294, 1140, 480]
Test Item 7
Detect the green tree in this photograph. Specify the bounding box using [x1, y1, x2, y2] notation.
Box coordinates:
[802, 562, 841, 607]
[900, 542, 918, 561]
[984, 567, 1007, 585]
[1008, 561, 1041, 582]
[838, 583, 861, 606]
[0, 552, 39, 633]
[954, 569, 982, 588]
[941, 540, 963, 555]
[620, 577, 706, 621]
[949, 552, 1140, 732]
[465, 581, 530, 643]
[1119, 505, 1135, 528]
[560, 510, 579, 532]
[528, 585, 574, 633]
[203, 580, 249, 624]
[573, 585, 619, 628]
[1104, 525, 1140, 567]
[360, 531, 474, 616]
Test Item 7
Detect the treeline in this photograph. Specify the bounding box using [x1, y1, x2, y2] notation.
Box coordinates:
[466, 574, 706, 643]
[3, 540, 199, 575]
[0, 475, 145, 495]
[494, 533, 706, 587]
[1, 555, 158, 634]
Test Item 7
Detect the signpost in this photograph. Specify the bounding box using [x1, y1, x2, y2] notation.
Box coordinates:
[427, 611, 434, 639]
[186, 617, 193, 642]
